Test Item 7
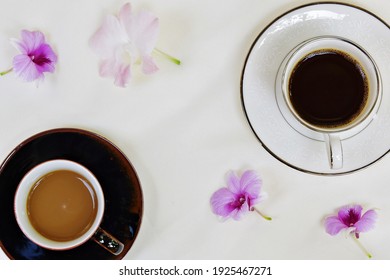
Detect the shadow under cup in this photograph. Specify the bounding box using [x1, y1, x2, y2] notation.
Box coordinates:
[14, 159, 123, 255]
[276, 36, 382, 169]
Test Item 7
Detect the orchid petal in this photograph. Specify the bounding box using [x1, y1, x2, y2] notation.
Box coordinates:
[99, 57, 131, 88]
[240, 170, 261, 197]
[230, 202, 250, 220]
[20, 30, 45, 53]
[99, 58, 117, 77]
[10, 38, 28, 54]
[210, 188, 236, 217]
[114, 64, 131, 87]
[32, 44, 57, 73]
[226, 171, 241, 194]
[90, 15, 126, 58]
[118, 2, 134, 32]
[12, 54, 42, 82]
[35, 44, 57, 63]
[354, 209, 377, 233]
[119, 4, 159, 55]
[325, 215, 348, 236]
[338, 205, 362, 226]
[133, 11, 159, 54]
[142, 55, 159, 74]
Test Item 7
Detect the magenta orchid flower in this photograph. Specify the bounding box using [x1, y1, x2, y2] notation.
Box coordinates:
[90, 2, 180, 87]
[210, 170, 271, 221]
[1, 30, 57, 83]
[325, 205, 377, 258]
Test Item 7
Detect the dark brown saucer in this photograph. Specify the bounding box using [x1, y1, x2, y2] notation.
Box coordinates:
[0, 128, 143, 259]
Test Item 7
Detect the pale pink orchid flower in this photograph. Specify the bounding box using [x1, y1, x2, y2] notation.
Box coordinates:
[90, 2, 178, 87]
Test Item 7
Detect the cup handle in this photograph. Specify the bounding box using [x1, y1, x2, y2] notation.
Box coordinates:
[324, 134, 343, 169]
[93, 227, 124, 255]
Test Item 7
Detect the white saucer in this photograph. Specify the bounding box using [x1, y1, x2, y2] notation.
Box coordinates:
[241, 2, 390, 175]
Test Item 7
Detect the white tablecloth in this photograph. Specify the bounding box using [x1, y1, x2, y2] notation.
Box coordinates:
[0, 0, 389, 260]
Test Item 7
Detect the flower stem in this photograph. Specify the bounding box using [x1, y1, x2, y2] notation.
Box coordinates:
[252, 207, 272, 221]
[351, 235, 372, 259]
[154, 48, 181, 65]
[0, 68, 13, 76]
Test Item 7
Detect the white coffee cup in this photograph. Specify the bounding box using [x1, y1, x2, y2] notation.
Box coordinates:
[14, 159, 124, 254]
[276, 36, 382, 169]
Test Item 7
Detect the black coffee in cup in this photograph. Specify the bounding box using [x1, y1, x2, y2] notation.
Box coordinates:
[288, 49, 368, 129]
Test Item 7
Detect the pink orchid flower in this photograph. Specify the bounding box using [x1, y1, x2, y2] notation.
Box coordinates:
[90, 2, 179, 87]
[210, 170, 271, 221]
[325, 205, 377, 258]
[1, 30, 57, 83]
